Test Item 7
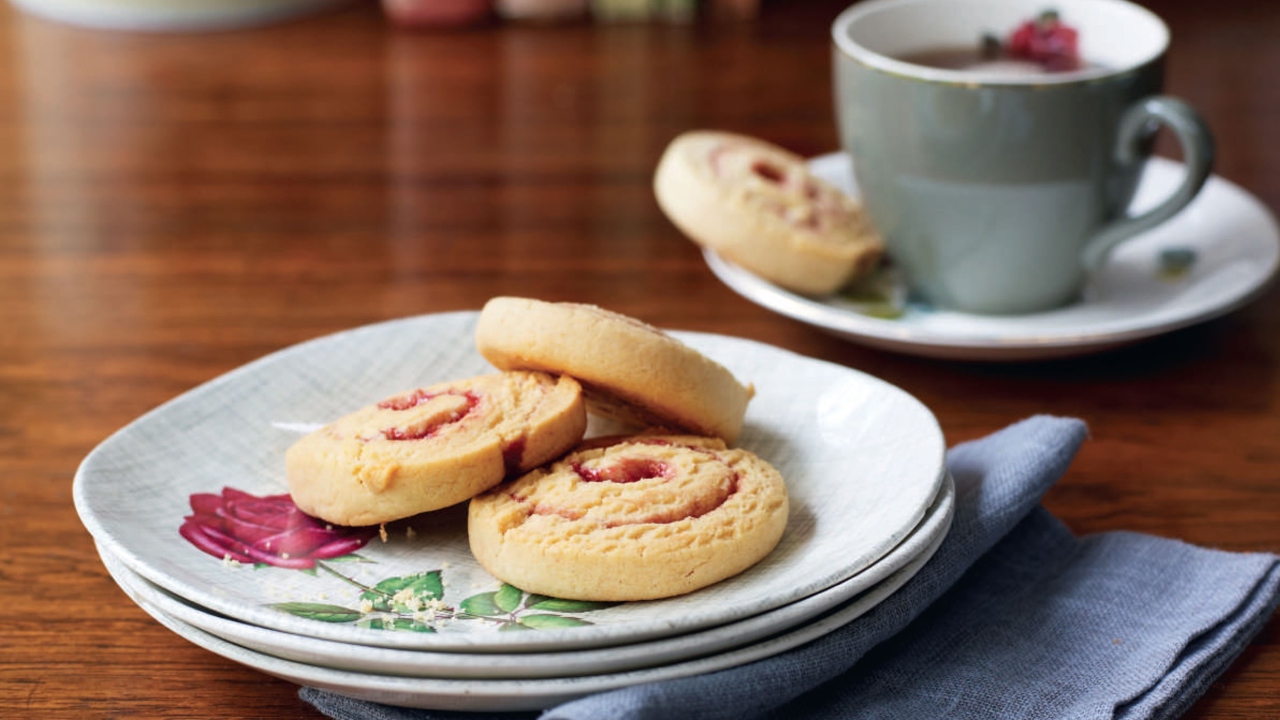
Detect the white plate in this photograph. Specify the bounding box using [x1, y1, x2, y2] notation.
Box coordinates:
[107, 514, 946, 712]
[98, 475, 952, 680]
[706, 154, 1280, 361]
[75, 312, 945, 652]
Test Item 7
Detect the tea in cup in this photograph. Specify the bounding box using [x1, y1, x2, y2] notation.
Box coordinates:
[831, 0, 1214, 314]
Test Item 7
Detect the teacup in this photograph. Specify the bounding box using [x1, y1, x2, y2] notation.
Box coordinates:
[832, 0, 1213, 315]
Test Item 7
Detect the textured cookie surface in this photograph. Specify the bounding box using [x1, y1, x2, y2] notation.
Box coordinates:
[475, 297, 753, 444]
[468, 435, 789, 601]
[654, 130, 883, 295]
[286, 372, 586, 527]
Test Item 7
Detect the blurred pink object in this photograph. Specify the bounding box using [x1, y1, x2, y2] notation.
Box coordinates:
[382, 0, 494, 27]
[497, 0, 587, 21]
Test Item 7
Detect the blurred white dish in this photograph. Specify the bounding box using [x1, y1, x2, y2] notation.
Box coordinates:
[9, 0, 350, 31]
[706, 154, 1279, 361]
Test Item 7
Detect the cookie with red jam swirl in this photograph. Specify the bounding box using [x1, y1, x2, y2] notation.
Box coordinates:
[475, 297, 753, 444]
[286, 371, 586, 527]
[654, 130, 883, 295]
[467, 435, 789, 601]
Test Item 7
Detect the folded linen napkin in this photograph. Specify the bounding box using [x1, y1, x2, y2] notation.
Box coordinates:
[301, 416, 1280, 720]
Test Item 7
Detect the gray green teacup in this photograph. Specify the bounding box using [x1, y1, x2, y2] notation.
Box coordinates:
[832, 0, 1213, 314]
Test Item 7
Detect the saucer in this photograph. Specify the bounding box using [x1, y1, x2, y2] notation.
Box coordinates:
[705, 154, 1280, 361]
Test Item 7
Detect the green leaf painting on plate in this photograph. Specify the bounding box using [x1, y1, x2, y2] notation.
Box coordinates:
[458, 584, 618, 631]
[360, 570, 445, 613]
[267, 602, 364, 623]
[264, 559, 616, 633]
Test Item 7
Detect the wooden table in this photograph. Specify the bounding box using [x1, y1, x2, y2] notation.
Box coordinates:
[2, 0, 1276, 717]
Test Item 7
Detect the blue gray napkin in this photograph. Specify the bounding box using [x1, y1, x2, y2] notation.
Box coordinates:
[301, 416, 1280, 720]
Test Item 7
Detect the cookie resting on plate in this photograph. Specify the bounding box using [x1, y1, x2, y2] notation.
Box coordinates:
[286, 371, 586, 527]
[475, 296, 754, 444]
[468, 435, 790, 602]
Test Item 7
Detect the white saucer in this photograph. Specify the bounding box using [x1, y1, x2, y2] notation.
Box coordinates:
[96, 475, 952, 680]
[104, 515, 946, 712]
[706, 154, 1280, 361]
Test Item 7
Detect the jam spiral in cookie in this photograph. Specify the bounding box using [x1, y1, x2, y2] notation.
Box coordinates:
[286, 371, 586, 527]
[467, 435, 789, 601]
[654, 130, 883, 295]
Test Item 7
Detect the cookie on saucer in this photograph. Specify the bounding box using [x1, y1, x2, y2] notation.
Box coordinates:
[286, 371, 586, 527]
[467, 435, 790, 601]
[654, 130, 883, 295]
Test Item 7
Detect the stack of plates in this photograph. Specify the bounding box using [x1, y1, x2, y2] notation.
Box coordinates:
[75, 312, 953, 712]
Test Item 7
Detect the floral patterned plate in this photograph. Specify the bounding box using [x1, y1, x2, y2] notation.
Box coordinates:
[98, 475, 952, 680]
[103, 511, 946, 712]
[707, 154, 1280, 361]
[75, 311, 946, 652]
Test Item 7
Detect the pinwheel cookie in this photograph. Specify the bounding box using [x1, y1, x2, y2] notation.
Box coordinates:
[654, 130, 883, 295]
[286, 371, 586, 527]
[475, 296, 753, 444]
[468, 435, 789, 601]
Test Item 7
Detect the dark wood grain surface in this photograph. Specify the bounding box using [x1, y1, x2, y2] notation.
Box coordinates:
[1, 0, 1276, 717]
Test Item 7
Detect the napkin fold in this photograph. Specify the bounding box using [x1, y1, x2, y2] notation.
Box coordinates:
[301, 416, 1280, 720]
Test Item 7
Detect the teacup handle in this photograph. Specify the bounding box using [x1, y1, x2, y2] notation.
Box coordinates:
[1080, 96, 1215, 273]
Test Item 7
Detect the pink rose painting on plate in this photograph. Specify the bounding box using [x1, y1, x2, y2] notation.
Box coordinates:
[179, 487, 378, 569]
[178, 487, 612, 632]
